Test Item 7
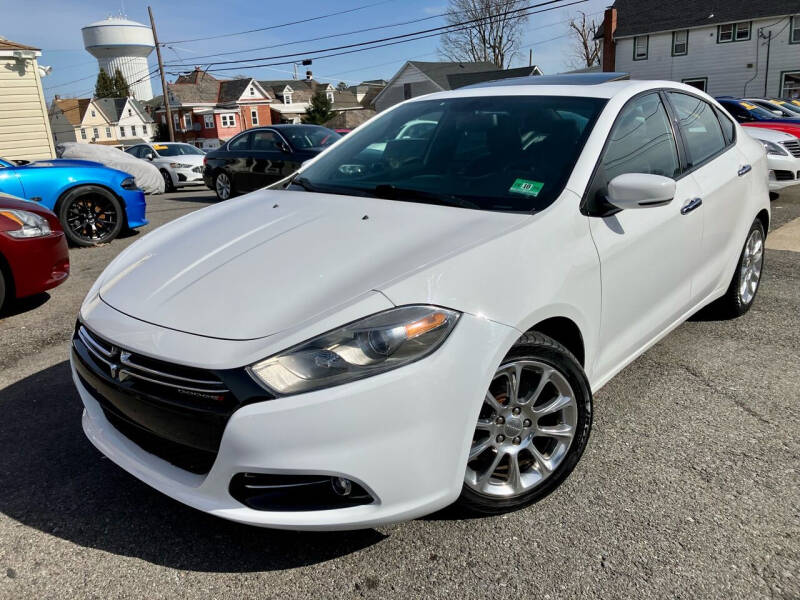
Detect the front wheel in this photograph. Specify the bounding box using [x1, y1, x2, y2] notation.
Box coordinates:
[457, 332, 592, 515]
[58, 186, 123, 247]
[214, 172, 234, 201]
[160, 169, 175, 193]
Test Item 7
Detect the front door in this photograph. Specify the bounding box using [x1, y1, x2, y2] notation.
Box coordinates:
[587, 92, 703, 380]
[247, 129, 287, 190]
[0, 162, 25, 198]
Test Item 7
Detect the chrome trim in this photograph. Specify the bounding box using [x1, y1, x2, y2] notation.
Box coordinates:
[681, 197, 703, 215]
[119, 354, 226, 388]
[78, 326, 114, 358]
[117, 369, 228, 395]
[738, 164, 752, 177]
[780, 140, 800, 158]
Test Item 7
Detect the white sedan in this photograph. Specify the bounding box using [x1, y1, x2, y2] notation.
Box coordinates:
[743, 126, 800, 191]
[71, 76, 770, 530]
[125, 142, 206, 192]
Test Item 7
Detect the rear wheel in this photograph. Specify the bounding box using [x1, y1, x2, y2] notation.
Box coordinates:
[58, 186, 123, 247]
[214, 172, 234, 201]
[705, 218, 765, 319]
[458, 332, 592, 515]
[160, 169, 175, 193]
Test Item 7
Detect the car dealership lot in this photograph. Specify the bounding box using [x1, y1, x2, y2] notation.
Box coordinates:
[1, 188, 798, 599]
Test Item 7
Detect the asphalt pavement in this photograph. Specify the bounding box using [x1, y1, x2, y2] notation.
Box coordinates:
[0, 186, 798, 599]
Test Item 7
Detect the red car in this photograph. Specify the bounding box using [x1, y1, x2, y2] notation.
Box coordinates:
[742, 122, 800, 139]
[0, 193, 69, 310]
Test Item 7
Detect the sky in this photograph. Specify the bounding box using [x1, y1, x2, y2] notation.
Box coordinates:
[2, 0, 609, 102]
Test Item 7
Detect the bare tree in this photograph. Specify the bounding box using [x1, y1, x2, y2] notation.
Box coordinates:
[439, 0, 530, 69]
[567, 11, 601, 69]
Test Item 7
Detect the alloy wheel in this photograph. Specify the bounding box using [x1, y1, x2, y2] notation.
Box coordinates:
[465, 360, 578, 498]
[739, 228, 763, 305]
[65, 194, 119, 243]
[215, 173, 231, 200]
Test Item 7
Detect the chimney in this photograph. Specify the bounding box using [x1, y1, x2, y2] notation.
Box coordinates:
[602, 7, 617, 72]
[305, 70, 313, 80]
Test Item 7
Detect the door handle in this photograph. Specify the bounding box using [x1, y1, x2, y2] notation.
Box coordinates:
[738, 164, 752, 177]
[681, 197, 703, 215]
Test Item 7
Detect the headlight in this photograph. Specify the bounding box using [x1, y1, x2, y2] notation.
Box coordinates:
[0, 209, 52, 238]
[760, 139, 788, 156]
[249, 305, 460, 395]
[120, 177, 139, 190]
[169, 162, 193, 169]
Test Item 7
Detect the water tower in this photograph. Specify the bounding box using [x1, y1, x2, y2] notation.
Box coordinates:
[82, 16, 155, 100]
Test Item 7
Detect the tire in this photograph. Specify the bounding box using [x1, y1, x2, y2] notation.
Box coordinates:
[214, 171, 234, 201]
[58, 186, 123, 247]
[705, 218, 765, 319]
[160, 169, 175, 193]
[457, 332, 593, 515]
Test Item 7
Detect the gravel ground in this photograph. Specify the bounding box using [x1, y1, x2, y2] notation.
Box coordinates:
[0, 186, 798, 600]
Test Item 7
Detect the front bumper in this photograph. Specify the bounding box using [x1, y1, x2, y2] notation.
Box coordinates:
[72, 306, 518, 530]
[767, 153, 800, 191]
[120, 188, 148, 229]
[173, 167, 205, 187]
[1, 231, 69, 298]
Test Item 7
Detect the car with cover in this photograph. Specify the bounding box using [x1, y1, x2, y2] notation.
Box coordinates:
[0, 157, 147, 246]
[125, 142, 206, 192]
[72, 75, 769, 530]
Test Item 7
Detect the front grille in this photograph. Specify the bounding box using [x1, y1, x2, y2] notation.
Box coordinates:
[73, 324, 272, 474]
[192, 166, 202, 173]
[780, 140, 800, 158]
[774, 170, 795, 181]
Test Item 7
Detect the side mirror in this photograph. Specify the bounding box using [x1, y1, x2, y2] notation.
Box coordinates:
[144, 152, 154, 161]
[278, 141, 290, 153]
[770, 110, 783, 116]
[607, 173, 676, 210]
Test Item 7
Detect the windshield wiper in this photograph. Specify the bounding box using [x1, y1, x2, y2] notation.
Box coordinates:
[290, 176, 319, 192]
[372, 184, 480, 210]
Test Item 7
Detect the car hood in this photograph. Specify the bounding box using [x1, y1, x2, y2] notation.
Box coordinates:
[97, 189, 525, 340]
[22, 159, 105, 169]
[155, 154, 204, 167]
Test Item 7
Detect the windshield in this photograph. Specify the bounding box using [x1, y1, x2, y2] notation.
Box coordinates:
[283, 126, 340, 149]
[154, 144, 205, 156]
[293, 96, 606, 212]
[738, 102, 778, 119]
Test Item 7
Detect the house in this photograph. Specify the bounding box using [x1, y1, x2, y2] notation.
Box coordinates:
[372, 61, 543, 112]
[50, 97, 115, 145]
[93, 97, 154, 145]
[156, 68, 273, 150]
[0, 37, 56, 160]
[596, 0, 800, 97]
[258, 72, 381, 124]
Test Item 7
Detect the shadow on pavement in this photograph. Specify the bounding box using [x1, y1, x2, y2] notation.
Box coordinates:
[0, 361, 386, 572]
[0, 292, 50, 319]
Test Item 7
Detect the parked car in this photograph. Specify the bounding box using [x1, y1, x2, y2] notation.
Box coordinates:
[125, 142, 205, 193]
[716, 98, 800, 135]
[0, 193, 69, 311]
[72, 77, 769, 530]
[742, 98, 800, 118]
[768, 99, 800, 116]
[202, 124, 340, 201]
[743, 127, 800, 191]
[0, 157, 147, 247]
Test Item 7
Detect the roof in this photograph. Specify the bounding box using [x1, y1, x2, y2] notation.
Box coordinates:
[0, 38, 40, 51]
[447, 66, 542, 90]
[218, 78, 252, 103]
[93, 97, 155, 122]
[169, 70, 221, 104]
[408, 61, 499, 89]
[324, 109, 377, 129]
[52, 98, 92, 126]
[602, 0, 799, 38]
[82, 17, 150, 29]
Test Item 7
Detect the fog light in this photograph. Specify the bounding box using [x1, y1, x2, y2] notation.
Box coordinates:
[331, 477, 353, 496]
[769, 170, 776, 181]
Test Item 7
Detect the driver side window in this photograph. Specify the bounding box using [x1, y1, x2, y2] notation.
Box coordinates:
[228, 133, 251, 151]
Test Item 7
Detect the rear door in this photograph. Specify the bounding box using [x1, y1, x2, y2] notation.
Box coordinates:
[586, 92, 703, 379]
[665, 92, 749, 299]
[247, 129, 287, 189]
[222, 132, 253, 192]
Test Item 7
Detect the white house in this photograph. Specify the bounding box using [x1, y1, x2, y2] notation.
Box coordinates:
[94, 97, 154, 145]
[597, 0, 800, 98]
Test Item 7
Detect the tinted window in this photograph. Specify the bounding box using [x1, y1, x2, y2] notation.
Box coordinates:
[600, 93, 680, 185]
[228, 133, 251, 151]
[251, 130, 281, 151]
[155, 143, 205, 156]
[668, 93, 726, 166]
[714, 107, 736, 145]
[282, 126, 340, 149]
[296, 96, 606, 212]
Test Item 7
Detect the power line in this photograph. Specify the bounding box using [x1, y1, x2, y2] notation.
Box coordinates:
[163, 0, 397, 45]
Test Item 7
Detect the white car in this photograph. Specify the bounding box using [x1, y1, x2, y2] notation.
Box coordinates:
[125, 142, 206, 192]
[743, 126, 800, 191]
[71, 76, 770, 531]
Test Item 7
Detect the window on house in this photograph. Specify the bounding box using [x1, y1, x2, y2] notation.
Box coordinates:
[791, 15, 800, 43]
[161, 115, 166, 124]
[80, 128, 87, 140]
[204, 114, 214, 129]
[142, 125, 147, 135]
[221, 114, 236, 127]
[327, 91, 335, 103]
[672, 30, 688, 56]
[131, 124, 136, 136]
[120, 126, 126, 137]
[718, 22, 750, 43]
[249, 86, 255, 96]
[681, 78, 707, 92]
[284, 93, 292, 104]
[403, 83, 412, 99]
[128, 109, 132, 116]
[91, 110, 95, 117]
[633, 35, 649, 60]
[183, 113, 192, 129]
[251, 108, 259, 125]
[92, 127, 99, 139]
[105, 127, 111, 138]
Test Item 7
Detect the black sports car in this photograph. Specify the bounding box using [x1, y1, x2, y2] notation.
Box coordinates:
[202, 124, 340, 200]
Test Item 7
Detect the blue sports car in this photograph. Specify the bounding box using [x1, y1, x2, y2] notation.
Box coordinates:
[0, 157, 147, 246]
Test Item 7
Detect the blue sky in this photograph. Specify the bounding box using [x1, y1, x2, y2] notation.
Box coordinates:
[3, 0, 608, 101]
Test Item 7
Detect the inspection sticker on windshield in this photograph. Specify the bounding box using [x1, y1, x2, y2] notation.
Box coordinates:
[153, 144, 168, 150]
[509, 178, 543, 197]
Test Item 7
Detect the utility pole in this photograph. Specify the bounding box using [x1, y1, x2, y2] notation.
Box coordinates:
[149, 6, 174, 142]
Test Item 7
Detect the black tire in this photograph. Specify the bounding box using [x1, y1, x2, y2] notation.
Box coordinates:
[213, 171, 235, 201]
[160, 169, 175, 193]
[456, 332, 593, 515]
[58, 186, 123, 247]
[704, 218, 765, 319]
